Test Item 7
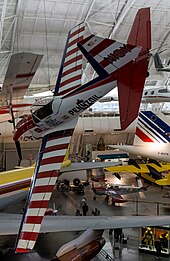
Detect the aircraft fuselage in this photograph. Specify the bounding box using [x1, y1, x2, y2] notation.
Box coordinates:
[14, 77, 117, 140]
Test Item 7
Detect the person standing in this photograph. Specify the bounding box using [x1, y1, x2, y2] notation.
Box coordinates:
[82, 202, 89, 216]
[155, 237, 162, 260]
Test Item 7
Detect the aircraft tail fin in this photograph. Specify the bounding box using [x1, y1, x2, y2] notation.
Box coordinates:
[54, 23, 85, 96]
[134, 111, 170, 146]
[77, 36, 141, 78]
[117, 7, 151, 130]
[154, 53, 164, 70]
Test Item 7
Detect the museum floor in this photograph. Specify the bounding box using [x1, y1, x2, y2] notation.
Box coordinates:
[1, 172, 170, 261]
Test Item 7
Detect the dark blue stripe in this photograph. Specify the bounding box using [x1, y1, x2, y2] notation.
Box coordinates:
[138, 119, 160, 143]
[142, 111, 170, 134]
[139, 112, 170, 142]
[77, 41, 109, 78]
[139, 113, 166, 143]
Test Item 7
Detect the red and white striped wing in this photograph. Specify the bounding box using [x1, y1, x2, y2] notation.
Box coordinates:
[15, 120, 77, 252]
[54, 23, 85, 96]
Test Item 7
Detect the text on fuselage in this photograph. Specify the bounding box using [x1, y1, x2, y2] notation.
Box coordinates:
[104, 44, 133, 64]
[68, 94, 102, 115]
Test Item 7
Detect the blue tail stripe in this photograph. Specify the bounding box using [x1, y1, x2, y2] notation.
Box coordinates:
[139, 112, 170, 143]
[138, 117, 165, 143]
[142, 111, 170, 134]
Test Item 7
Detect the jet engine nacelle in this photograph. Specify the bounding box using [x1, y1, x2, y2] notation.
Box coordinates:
[52, 229, 105, 261]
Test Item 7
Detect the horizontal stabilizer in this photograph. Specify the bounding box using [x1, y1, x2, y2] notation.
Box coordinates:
[78, 36, 141, 77]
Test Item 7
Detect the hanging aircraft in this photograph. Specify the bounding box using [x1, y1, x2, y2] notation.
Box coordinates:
[0, 159, 121, 199]
[0, 52, 43, 119]
[106, 162, 170, 185]
[12, 7, 151, 253]
[92, 179, 147, 203]
[1, 214, 170, 258]
[51, 229, 105, 261]
[106, 162, 170, 174]
[99, 86, 170, 104]
[110, 110, 170, 163]
[0, 52, 43, 165]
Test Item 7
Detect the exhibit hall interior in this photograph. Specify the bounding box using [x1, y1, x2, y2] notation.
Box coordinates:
[0, 0, 170, 260]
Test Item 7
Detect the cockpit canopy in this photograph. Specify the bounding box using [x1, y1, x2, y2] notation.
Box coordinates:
[31, 97, 54, 124]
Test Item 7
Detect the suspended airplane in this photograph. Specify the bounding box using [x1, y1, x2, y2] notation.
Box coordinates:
[106, 162, 170, 185]
[99, 86, 170, 104]
[1, 213, 170, 258]
[0, 158, 121, 198]
[105, 162, 170, 174]
[51, 228, 105, 261]
[0, 52, 43, 165]
[110, 110, 170, 163]
[0, 52, 168, 126]
[92, 179, 147, 203]
[12, 7, 151, 253]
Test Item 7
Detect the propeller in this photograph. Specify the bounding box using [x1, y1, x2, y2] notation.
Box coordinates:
[9, 101, 22, 166]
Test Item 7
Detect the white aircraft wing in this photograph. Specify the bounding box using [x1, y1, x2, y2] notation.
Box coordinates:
[0, 53, 43, 123]
[61, 161, 121, 172]
[15, 118, 78, 252]
[1, 214, 170, 235]
[1, 53, 43, 100]
[106, 190, 124, 201]
[0, 190, 28, 210]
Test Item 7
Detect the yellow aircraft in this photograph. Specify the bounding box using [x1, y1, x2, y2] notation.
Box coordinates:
[106, 163, 170, 174]
[156, 173, 170, 186]
[106, 163, 170, 185]
[0, 146, 121, 197]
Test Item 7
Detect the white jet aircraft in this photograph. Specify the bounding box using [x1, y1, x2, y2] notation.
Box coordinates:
[110, 110, 170, 163]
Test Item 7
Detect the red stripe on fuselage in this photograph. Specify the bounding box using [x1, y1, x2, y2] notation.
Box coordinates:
[99, 58, 110, 67]
[136, 127, 153, 142]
